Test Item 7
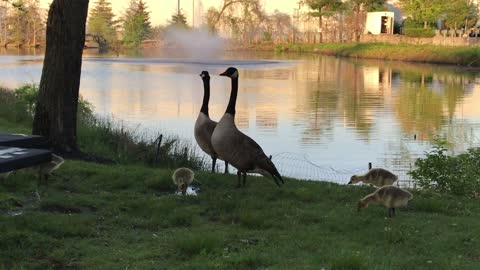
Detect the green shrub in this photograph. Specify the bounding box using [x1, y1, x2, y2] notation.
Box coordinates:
[409, 141, 480, 197]
[404, 28, 436, 38]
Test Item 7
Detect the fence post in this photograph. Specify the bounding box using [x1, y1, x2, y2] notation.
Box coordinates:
[155, 134, 163, 165]
[368, 162, 372, 170]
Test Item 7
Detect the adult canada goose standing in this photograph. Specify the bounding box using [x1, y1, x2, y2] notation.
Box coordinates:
[194, 71, 229, 173]
[211, 67, 284, 188]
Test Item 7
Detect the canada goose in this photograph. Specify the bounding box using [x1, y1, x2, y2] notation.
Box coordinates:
[194, 71, 229, 173]
[349, 168, 398, 187]
[172, 167, 194, 195]
[211, 67, 284, 188]
[31, 153, 64, 182]
[358, 185, 413, 217]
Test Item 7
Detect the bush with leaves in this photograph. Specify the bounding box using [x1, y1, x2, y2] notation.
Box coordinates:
[409, 141, 480, 197]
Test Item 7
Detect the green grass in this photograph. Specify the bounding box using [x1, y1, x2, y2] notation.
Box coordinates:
[0, 162, 479, 269]
[269, 43, 480, 67]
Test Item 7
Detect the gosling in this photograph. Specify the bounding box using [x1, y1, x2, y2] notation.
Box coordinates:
[32, 154, 64, 182]
[357, 185, 413, 217]
[349, 168, 398, 187]
[172, 167, 194, 195]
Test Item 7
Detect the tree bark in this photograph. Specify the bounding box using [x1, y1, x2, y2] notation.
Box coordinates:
[32, 0, 89, 152]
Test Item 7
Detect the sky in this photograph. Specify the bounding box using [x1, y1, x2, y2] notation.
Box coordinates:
[39, 0, 299, 27]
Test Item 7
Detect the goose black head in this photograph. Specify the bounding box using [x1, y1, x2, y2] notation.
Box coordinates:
[219, 67, 239, 79]
[348, 175, 358, 185]
[199, 71, 210, 80]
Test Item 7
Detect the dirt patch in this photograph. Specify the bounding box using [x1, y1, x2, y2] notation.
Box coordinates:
[40, 204, 83, 214]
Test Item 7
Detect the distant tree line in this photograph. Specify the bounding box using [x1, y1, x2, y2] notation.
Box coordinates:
[399, 0, 478, 30]
[0, 0, 45, 48]
[87, 0, 152, 51]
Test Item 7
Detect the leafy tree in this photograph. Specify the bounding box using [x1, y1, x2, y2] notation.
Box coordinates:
[122, 0, 151, 47]
[302, 0, 343, 43]
[205, 0, 260, 33]
[443, 0, 478, 30]
[87, 0, 117, 49]
[398, 0, 444, 28]
[25, 0, 43, 47]
[0, 0, 44, 47]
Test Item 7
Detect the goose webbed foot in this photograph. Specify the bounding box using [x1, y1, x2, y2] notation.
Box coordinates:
[242, 172, 247, 187]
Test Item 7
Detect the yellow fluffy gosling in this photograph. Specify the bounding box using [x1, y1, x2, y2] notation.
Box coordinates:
[358, 185, 413, 217]
[172, 167, 194, 195]
[349, 168, 398, 187]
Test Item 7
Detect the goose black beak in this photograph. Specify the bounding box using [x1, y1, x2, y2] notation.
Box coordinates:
[219, 71, 228, 76]
[347, 180, 352, 184]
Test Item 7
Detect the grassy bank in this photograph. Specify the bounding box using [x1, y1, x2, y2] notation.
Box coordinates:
[0, 86, 206, 170]
[0, 87, 479, 269]
[1, 160, 479, 269]
[251, 43, 480, 67]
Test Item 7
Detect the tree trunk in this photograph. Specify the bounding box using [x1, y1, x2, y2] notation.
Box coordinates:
[32, 0, 89, 153]
[319, 8, 323, 43]
[355, 4, 360, 42]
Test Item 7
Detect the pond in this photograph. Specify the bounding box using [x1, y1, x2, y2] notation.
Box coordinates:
[1, 47, 480, 184]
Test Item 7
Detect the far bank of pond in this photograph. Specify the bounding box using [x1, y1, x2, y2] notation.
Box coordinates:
[236, 42, 480, 67]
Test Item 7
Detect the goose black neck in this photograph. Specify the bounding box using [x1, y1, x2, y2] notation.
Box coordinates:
[225, 77, 238, 116]
[200, 78, 210, 116]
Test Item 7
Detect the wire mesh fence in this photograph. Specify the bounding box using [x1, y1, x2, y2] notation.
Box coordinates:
[214, 151, 420, 188]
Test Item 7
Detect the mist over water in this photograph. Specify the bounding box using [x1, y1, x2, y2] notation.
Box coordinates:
[163, 27, 225, 60]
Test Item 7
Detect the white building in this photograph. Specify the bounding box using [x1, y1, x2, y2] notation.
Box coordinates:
[364, 12, 395, 35]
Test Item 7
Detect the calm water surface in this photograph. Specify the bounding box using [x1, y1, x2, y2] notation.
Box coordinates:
[1, 48, 480, 184]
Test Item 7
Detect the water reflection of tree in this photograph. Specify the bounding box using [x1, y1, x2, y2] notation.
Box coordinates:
[341, 62, 384, 140]
[295, 56, 388, 143]
[393, 72, 472, 141]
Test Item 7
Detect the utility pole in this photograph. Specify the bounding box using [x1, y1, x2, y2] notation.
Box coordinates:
[177, 0, 180, 16]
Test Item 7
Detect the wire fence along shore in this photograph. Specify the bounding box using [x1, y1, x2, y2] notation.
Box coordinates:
[214, 151, 419, 188]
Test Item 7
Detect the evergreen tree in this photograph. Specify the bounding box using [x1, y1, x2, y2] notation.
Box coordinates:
[87, 0, 117, 48]
[168, 11, 188, 28]
[122, 0, 152, 47]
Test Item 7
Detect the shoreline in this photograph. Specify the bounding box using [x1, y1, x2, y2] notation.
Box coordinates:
[228, 42, 480, 67]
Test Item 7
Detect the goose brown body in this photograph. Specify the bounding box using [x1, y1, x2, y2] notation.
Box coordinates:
[349, 168, 398, 187]
[211, 67, 284, 187]
[358, 185, 413, 217]
[194, 71, 228, 173]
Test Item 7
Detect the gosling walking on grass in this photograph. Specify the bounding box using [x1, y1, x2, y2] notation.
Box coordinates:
[172, 167, 194, 195]
[349, 168, 398, 187]
[32, 154, 64, 183]
[358, 185, 413, 217]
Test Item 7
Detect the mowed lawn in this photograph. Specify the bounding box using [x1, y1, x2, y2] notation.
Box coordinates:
[1, 160, 479, 270]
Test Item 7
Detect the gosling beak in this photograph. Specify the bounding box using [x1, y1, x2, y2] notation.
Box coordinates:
[347, 180, 352, 185]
